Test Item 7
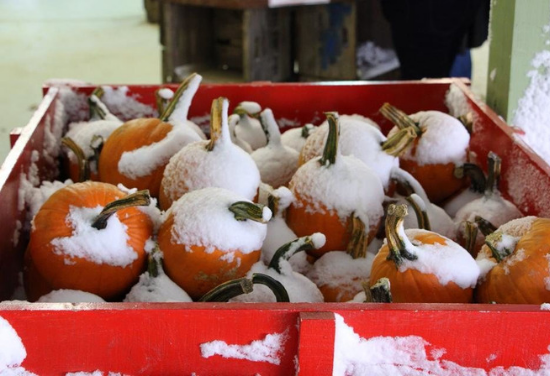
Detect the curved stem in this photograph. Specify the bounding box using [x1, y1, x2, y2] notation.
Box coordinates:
[319, 112, 339, 166]
[484, 232, 512, 263]
[234, 103, 261, 119]
[155, 88, 173, 115]
[160, 72, 201, 122]
[199, 277, 254, 302]
[454, 163, 486, 193]
[474, 215, 497, 237]
[379, 103, 422, 135]
[61, 137, 90, 182]
[390, 167, 430, 204]
[347, 215, 369, 259]
[229, 201, 270, 223]
[486, 152, 501, 196]
[457, 112, 474, 134]
[381, 127, 417, 157]
[88, 87, 105, 120]
[365, 278, 392, 303]
[461, 221, 479, 257]
[91, 190, 151, 230]
[405, 194, 431, 231]
[259, 109, 282, 146]
[251, 273, 290, 302]
[385, 204, 418, 268]
[267, 193, 279, 217]
[268, 235, 321, 273]
[206, 97, 225, 151]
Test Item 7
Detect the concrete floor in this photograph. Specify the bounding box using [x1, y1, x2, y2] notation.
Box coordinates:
[0, 1, 490, 165]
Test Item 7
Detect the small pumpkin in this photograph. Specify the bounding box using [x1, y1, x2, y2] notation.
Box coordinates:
[25, 182, 154, 301]
[287, 112, 385, 258]
[475, 216, 550, 304]
[158, 187, 271, 300]
[381, 103, 470, 203]
[98, 73, 203, 198]
[281, 123, 316, 153]
[233, 101, 266, 150]
[369, 204, 479, 303]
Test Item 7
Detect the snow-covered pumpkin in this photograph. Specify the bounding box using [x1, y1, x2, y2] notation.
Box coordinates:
[281, 123, 316, 153]
[233, 101, 266, 150]
[157, 187, 271, 300]
[158, 97, 260, 210]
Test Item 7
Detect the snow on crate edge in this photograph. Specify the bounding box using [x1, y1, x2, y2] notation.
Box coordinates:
[332, 313, 550, 376]
[200, 330, 289, 365]
[0, 316, 32, 374]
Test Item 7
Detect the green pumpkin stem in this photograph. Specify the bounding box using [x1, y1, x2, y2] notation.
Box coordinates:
[88, 87, 106, 120]
[462, 221, 479, 257]
[229, 201, 269, 223]
[301, 124, 312, 138]
[486, 152, 501, 196]
[364, 278, 392, 303]
[385, 204, 418, 268]
[268, 235, 320, 273]
[474, 215, 497, 237]
[160, 72, 199, 122]
[381, 127, 417, 157]
[61, 137, 90, 182]
[91, 190, 151, 230]
[206, 97, 225, 151]
[267, 193, 279, 217]
[405, 194, 431, 231]
[485, 232, 513, 263]
[90, 134, 104, 170]
[347, 215, 369, 259]
[319, 112, 339, 166]
[234, 104, 261, 119]
[379, 103, 422, 135]
[454, 163, 487, 193]
[155, 88, 172, 115]
[199, 277, 254, 302]
[251, 273, 290, 302]
[148, 245, 162, 278]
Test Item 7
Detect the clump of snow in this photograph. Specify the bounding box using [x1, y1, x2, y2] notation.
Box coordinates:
[200, 330, 287, 365]
[542, 303, 550, 310]
[308, 251, 374, 301]
[50, 205, 138, 267]
[300, 115, 397, 189]
[36, 289, 105, 303]
[0, 316, 27, 372]
[158, 88, 174, 100]
[251, 109, 299, 188]
[234, 102, 266, 150]
[333, 313, 550, 375]
[280, 124, 316, 153]
[396, 111, 470, 166]
[445, 83, 471, 118]
[290, 153, 385, 235]
[168, 187, 269, 254]
[101, 86, 156, 120]
[161, 99, 260, 202]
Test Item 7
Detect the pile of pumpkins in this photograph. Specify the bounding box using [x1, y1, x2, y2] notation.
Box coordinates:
[24, 73, 550, 305]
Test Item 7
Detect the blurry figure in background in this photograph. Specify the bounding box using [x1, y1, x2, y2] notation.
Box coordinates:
[380, 0, 490, 80]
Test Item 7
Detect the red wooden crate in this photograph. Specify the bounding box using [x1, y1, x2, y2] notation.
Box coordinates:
[1, 79, 550, 375]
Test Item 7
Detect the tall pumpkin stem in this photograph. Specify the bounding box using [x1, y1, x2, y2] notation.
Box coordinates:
[206, 97, 228, 151]
[61, 137, 90, 182]
[347, 215, 369, 259]
[229, 201, 271, 223]
[461, 221, 479, 257]
[268, 234, 324, 273]
[259, 109, 282, 146]
[486, 152, 501, 196]
[198, 273, 290, 302]
[364, 278, 392, 303]
[474, 215, 497, 237]
[405, 194, 431, 231]
[454, 163, 487, 193]
[91, 190, 151, 230]
[385, 204, 418, 268]
[160, 72, 201, 122]
[88, 87, 106, 120]
[148, 245, 163, 278]
[381, 127, 417, 157]
[379, 103, 422, 135]
[320, 112, 340, 166]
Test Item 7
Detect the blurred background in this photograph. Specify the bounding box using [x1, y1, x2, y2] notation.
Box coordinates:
[0, 0, 489, 164]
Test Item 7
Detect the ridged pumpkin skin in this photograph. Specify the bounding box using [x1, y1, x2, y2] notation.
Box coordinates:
[399, 157, 465, 204]
[475, 218, 550, 304]
[98, 118, 173, 198]
[158, 212, 261, 300]
[319, 281, 361, 303]
[25, 182, 153, 301]
[370, 231, 474, 303]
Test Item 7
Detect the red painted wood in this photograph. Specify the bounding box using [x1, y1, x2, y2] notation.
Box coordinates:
[9, 128, 22, 148]
[297, 311, 335, 375]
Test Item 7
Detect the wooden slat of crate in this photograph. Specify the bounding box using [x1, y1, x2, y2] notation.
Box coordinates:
[295, 2, 357, 80]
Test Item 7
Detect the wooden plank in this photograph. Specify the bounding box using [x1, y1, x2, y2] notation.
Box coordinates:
[160, 0, 346, 9]
[295, 2, 357, 80]
[297, 312, 335, 376]
[243, 8, 292, 81]
[486, 0, 550, 121]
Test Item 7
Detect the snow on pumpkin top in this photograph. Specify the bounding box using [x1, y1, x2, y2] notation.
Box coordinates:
[37, 289, 105, 303]
[168, 187, 270, 254]
[280, 124, 316, 153]
[396, 111, 470, 166]
[65, 119, 121, 163]
[290, 155, 385, 229]
[454, 193, 523, 230]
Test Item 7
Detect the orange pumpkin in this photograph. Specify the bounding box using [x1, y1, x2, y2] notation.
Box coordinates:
[158, 187, 270, 300]
[286, 112, 385, 259]
[98, 73, 203, 198]
[380, 103, 470, 204]
[370, 204, 479, 303]
[25, 182, 153, 301]
[475, 216, 550, 304]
